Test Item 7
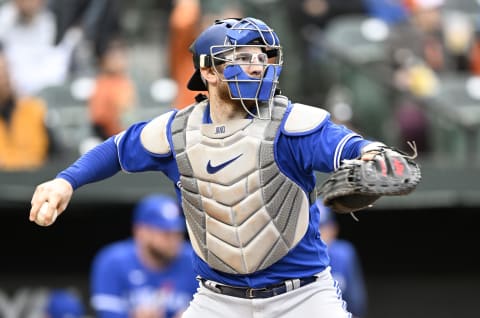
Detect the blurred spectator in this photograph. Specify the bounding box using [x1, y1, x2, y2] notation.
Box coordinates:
[0, 0, 78, 96]
[470, 16, 480, 75]
[284, 0, 367, 105]
[88, 38, 136, 140]
[48, 0, 124, 61]
[317, 200, 368, 318]
[0, 45, 49, 171]
[168, 0, 201, 109]
[45, 289, 86, 318]
[394, 96, 430, 152]
[390, 0, 475, 75]
[90, 194, 197, 318]
[386, 0, 451, 153]
[286, 0, 366, 31]
[386, 0, 479, 154]
[167, 0, 244, 109]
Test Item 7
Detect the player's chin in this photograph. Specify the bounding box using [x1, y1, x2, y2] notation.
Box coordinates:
[241, 99, 257, 108]
[232, 99, 260, 112]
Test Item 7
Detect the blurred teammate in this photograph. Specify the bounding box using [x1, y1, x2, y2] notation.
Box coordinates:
[31, 17, 400, 317]
[90, 194, 197, 318]
[317, 200, 368, 318]
[45, 289, 85, 318]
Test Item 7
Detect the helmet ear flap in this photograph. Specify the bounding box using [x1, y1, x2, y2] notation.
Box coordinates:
[199, 54, 212, 68]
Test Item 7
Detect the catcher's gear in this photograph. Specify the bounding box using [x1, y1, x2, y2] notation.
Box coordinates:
[187, 17, 283, 119]
[318, 143, 421, 214]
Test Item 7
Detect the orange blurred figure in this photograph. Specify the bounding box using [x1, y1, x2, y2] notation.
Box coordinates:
[0, 46, 49, 171]
[168, 0, 201, 109]
[88, 39, 135, 139]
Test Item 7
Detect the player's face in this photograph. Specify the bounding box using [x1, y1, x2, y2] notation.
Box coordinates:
[215, 46, 266, 108]
[216, 76, 258, 110]
[223, 46, 266, 79]
[138, 226, 184, 266]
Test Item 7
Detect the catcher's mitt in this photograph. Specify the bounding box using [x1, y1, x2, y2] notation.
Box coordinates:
[318, 143, 421, 214]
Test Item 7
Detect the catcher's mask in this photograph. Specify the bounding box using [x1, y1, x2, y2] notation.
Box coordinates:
[187, 17, 283, 120]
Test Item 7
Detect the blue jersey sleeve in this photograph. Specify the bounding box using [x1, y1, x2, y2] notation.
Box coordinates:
[280, 119, 370, 173]
[57, 137, 121, 190]
[113, 122, 179, 180]
[57, 120, 179, 190]
[276, 119, 371, 193]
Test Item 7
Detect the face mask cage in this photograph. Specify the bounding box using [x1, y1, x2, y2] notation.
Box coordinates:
[209, 44, 283, 120]
[205, 18, 284, 120]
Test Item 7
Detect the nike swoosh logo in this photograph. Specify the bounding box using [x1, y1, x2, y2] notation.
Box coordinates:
[206, 154, 243, 174]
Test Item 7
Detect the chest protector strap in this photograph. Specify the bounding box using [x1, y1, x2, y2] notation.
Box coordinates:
[171, 96, 310, 274]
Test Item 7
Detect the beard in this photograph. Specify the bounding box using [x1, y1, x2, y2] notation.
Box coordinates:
[145, 245, 176, 266]
[217, 78, 258, 111]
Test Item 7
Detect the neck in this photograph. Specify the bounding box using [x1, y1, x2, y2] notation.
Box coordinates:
[209, 92, 247, 124]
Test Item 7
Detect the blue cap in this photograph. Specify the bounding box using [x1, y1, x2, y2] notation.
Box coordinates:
[133, 194, 185, 232]
[46, 290, 85, 318]
[316, 199, 336, 226]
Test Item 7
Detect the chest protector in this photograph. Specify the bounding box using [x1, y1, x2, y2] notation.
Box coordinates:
[171, 96, 310, 274]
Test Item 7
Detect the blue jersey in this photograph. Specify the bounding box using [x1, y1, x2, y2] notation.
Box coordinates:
[60, 101, 371, 288]
[328, 240, 368, 317]
[90, 240, 197, 318]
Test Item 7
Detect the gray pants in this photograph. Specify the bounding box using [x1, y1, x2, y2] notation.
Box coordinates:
[182, 267, 351, 318]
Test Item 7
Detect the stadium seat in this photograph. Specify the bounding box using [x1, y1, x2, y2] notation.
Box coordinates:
[38, 83, 84, 109]
[323, 15, 390, 65]
[39, 83, 93, 155]
[443, 0, 480, 13]
[427, 74, 480, 162]
[322, 15, 393, 142]
[124, 78, 175, 124]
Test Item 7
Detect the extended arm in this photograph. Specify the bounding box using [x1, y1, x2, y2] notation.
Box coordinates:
[29, 137, 121, 225]
[29, 111, 178, 227]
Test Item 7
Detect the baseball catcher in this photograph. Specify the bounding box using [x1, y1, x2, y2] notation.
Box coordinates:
[318, 141, 422, 214]
[30, 17, 422, 318]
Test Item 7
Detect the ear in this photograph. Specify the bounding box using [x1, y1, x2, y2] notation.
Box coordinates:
[199, 67, 219, 87]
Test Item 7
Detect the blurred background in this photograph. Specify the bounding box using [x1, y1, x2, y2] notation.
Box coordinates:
[1, 0, 480, 317]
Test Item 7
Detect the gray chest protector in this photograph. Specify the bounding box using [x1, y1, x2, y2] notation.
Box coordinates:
[171, 96, 310, 274]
